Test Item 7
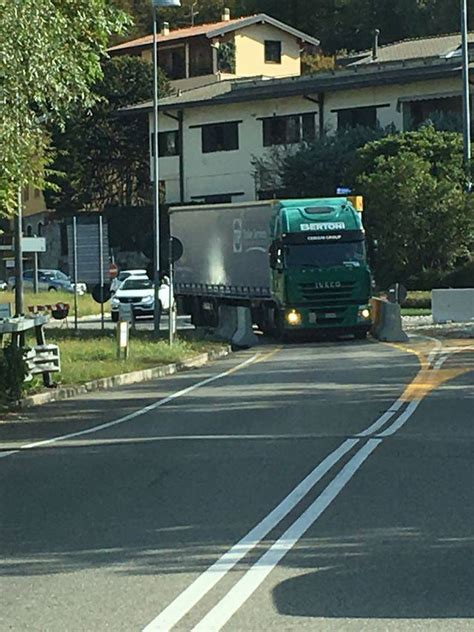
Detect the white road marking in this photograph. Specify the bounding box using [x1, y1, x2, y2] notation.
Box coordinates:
[0, 450, 20, 459]
[142, 437, 359, 632]
[145, 357, 435, 631]
[0, 354, 259, 458]
[376, 399, 421, 437]
[192, 439, 382, 632]
[355, 397, 404, 437]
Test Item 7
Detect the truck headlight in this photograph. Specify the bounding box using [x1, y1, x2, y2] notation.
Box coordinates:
[286, 309, 302, 326]
[358, 306, 371, 320]
[141, 295, 154, 304]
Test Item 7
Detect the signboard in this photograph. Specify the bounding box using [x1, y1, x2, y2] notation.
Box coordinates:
[0, 303, 12, 319]
[337, 187, 352, 195]
[22, 237, 46, 253]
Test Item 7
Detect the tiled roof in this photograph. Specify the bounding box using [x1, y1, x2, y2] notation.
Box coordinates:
[109, 13, 319, 53]
[350, 32, 474, 65]
[109, 18, 248, 51]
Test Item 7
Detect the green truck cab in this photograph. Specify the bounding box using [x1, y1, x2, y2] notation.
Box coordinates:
[268, 197, 372, 337]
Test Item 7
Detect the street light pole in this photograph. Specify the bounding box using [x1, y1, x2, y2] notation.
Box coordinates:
[14, 186, 24, 316]
[151, 0, 181, 337]
[461, 0, 471, 191]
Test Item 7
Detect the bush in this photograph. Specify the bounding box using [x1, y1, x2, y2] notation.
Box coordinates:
[0, 344, 28, 402]
[442, 261, 474, 288]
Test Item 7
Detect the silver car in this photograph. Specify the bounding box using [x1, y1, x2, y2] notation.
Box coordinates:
[8, 269, 86, 294]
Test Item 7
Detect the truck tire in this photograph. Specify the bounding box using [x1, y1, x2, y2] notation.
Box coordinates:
[111, 312, 119, 323]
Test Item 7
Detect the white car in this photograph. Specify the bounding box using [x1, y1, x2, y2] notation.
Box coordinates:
[110, 275, 172, 322]
[110, 269, 147, 294]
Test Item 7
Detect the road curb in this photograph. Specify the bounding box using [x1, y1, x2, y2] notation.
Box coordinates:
[18, 346, 232, 409]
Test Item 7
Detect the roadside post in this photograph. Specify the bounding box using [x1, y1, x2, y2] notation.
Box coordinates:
[168, 236, 183, 345]
[117, 320, 130, 360]
[117, 303, 133, 359]
[72, 217, 78, 332]
[98, 215, 105, 331]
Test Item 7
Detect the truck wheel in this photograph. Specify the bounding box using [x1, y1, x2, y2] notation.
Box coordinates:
[355, 330, 368, 340]
[111, 312, 119, 323]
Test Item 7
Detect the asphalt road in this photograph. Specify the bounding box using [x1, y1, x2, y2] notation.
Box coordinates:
[1, 336, 473, 631]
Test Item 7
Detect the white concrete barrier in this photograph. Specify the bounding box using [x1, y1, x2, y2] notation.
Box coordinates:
[231, 306, 259, 348]
[432, 289, 474, 324]
[371, 297, 408, 343]
[214, 305, 237, 341]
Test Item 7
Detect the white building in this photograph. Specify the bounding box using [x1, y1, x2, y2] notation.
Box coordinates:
[123, 31, 473, 204]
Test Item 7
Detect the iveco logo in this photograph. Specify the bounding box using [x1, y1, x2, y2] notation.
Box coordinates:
[315, 281, 342, 289]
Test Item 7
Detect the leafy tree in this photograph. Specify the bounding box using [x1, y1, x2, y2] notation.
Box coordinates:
[354, 126, 474, 287]
[253, 125, 387, 199]
[0, 0, 130, 218]
[45, 56, 170, 215]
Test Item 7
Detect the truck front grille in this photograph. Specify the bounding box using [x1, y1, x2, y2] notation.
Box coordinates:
[299, 281, 356, 305]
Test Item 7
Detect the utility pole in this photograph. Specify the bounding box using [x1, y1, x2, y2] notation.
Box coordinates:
[14, 187, 24, 316]
[461, 0, 471, 191]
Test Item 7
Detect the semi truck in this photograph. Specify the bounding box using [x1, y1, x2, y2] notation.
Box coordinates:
[169, 198, 372, 337]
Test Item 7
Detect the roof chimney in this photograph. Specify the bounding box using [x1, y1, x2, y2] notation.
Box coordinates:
[161, 21, 170, 36]
[372, 28, 380, 60]
[222, 7, 231, 21]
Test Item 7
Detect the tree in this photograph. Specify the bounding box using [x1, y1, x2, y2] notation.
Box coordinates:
[0, 0, 130, 218]
[253, 125, 387, 199]
[354, 126, 474, 287]
[45, 56, 170, 215]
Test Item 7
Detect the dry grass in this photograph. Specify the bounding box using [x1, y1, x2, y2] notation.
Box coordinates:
[0, 291, 105, 318]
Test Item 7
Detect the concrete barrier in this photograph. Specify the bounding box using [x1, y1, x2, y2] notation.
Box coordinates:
[371, 297, 408, 342]
[432, 289, 474, 323]
[231, 306, 259, 348]
[214, 305, 238, 341]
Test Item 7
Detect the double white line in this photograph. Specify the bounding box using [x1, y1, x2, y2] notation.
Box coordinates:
[144, 389, 427, 631]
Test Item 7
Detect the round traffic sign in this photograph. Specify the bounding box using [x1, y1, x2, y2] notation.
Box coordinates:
[169, 236, 183, 263]
[109, 262, 119, 279]
[92, 283, 112, 304]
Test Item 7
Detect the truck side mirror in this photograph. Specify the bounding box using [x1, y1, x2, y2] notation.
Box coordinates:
[269, 242, 282, 270]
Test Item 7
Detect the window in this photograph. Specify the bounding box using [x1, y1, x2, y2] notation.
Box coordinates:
[26, 225, 33, 237]
[337, 107, 377, 130]
[202, 122, 239, 153]
[37, 222, 43, 236]
[151, 132, 180, 157]
[158, 131, 179, 157]
[262, 113, 316, 147]
[34, 188, 41, 198]
[265, 40, 282, 64]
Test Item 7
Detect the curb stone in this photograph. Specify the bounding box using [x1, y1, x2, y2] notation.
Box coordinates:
[18, 346, 232, 409]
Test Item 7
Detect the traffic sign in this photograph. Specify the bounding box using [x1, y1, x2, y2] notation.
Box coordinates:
[109, 262, 119, 279]
[169, 236, 183, 263]
[92, 283, 112, 304]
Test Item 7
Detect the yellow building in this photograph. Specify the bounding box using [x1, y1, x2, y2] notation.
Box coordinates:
[108, 9, 320, 91]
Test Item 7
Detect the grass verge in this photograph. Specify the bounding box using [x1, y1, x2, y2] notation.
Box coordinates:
[401, 307, 432, 316]
[24, 330, 225, 389]
[0, 291, 106, 319]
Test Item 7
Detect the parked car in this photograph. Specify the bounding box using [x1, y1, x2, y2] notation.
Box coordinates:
[7, 269, 86, 294]
[110, 275, 171, 322]
[110, 269, 147, 294]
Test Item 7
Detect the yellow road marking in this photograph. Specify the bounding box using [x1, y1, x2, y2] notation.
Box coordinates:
[390, 338, 473, 403]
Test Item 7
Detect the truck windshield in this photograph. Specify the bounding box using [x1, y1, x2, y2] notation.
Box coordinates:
[285, 242, 366, 268]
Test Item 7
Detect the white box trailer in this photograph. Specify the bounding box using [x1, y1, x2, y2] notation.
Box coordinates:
[170, 201, 277, 301]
